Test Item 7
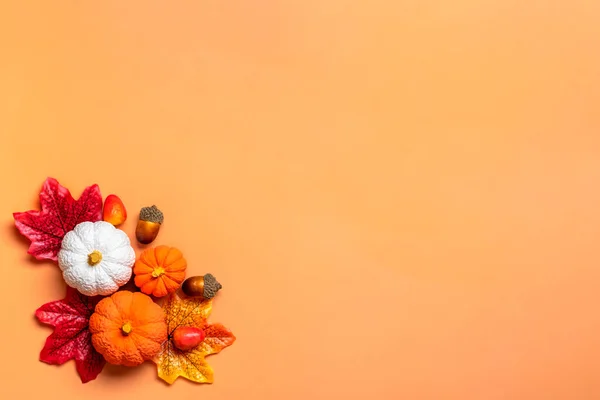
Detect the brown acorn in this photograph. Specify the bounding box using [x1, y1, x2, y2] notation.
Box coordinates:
[181, 274, 222, 300]
[135, 205, 163, 244]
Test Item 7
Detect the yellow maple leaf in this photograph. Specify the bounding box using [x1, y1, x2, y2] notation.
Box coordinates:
[154, 292, 236, 384]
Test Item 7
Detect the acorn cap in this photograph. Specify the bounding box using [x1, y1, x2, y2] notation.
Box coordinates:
[139, 205, 164, 224]
[203, 273, 222, 299]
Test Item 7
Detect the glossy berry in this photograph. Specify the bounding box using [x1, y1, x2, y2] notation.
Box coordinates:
[103, 194, 127, 226]
[172, 326, 206, 351]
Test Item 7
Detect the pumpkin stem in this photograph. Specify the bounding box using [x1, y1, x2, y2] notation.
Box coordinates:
[121, 322, 133, 335]
[151, 267, 165, 278]
[87, 250, 103, 266]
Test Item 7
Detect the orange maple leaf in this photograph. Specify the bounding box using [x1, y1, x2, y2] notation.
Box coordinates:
[154, 292, 235, 384]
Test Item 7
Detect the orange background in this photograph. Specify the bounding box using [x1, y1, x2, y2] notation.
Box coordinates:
[2, 1, 600, 399]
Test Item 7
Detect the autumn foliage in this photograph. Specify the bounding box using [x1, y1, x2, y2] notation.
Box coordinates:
[16, 178, 235, 384]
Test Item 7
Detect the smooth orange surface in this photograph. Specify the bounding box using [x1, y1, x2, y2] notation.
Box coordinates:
[1, 1, 600, 399]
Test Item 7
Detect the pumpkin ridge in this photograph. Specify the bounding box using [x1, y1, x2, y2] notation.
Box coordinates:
[154, 278, 168, 298]
[162, 275, 184, 293]
[141, 248, 158, 269]
[130, 330, 163, 357]
[94, 221, 119, 252]
[165, 271, 185, 283]
[134, 261, 154, 274]
[127, 290, 135, 318]
[91, 220, 101, 250]
[108, 229, 130, 251]
[164, 247, 183, 265]
[62, 231, 85, 253]
[91, 312, 120, 331]
[134, 273, 153, 287]
[74, 222, 94, 253]
[98, 296, 120, 317]
[104, 245, 136, 266]
[135, 269, 154, 278]
[160, 273, 180, 287]
[130, 291, 155, 315]
[57, 250, 81, 271]
[154, 245, 169, 265]
[164, 258, 187, 272]
[166, 271, 186, 281]
[121, 335, 144, 366]
[93, 267, 119, 296]
[108, 238, 132, 251]
[111, 291, 133, 318]
[141, 278, 159, 296]
[91, 331, 118, 362]
[165, 246, 176, 263]
[100, 260, 133, 286]
[136, 321, 170, 332]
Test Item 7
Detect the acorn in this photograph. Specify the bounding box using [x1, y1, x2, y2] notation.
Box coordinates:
[181, 274, 222, 300]
[135, 205, 163, 244]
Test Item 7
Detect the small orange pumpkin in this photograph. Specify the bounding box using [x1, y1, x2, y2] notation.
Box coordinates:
[89, 291, 167, 366]
[134, 246, 187, 297]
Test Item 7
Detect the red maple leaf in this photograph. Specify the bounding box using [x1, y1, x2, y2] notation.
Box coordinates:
[13, 177, 103, 261]
[35, 287, 106, 383]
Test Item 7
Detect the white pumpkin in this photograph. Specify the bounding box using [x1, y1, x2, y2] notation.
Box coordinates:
[58, 221, 135, 296]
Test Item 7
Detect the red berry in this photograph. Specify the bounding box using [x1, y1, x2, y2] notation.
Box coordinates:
[172, 327, 206, 351]
[103, 194, 127, 226]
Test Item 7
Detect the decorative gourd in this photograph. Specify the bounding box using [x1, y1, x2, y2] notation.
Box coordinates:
[134, 246, 187, 297]
[58, 221, 135, 296]
[89, 291, 167, 367]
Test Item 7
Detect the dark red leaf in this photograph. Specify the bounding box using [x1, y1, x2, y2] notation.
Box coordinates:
[14, 177, 103, 261]
[35, 287, 106, 383]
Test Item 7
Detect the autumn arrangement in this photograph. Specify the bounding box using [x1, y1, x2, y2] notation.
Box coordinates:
[14, 178, 235, 384]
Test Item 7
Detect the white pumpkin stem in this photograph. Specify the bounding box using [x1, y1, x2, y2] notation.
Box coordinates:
[87, 250, 102, 266]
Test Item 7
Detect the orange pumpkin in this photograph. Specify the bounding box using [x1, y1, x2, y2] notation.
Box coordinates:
[134, 246, 187, 297]
[89, 291, 167, 366]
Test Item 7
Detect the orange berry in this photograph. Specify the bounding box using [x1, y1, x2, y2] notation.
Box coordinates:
[172, 327, 205, 351]
[103, 194, 127, 226]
